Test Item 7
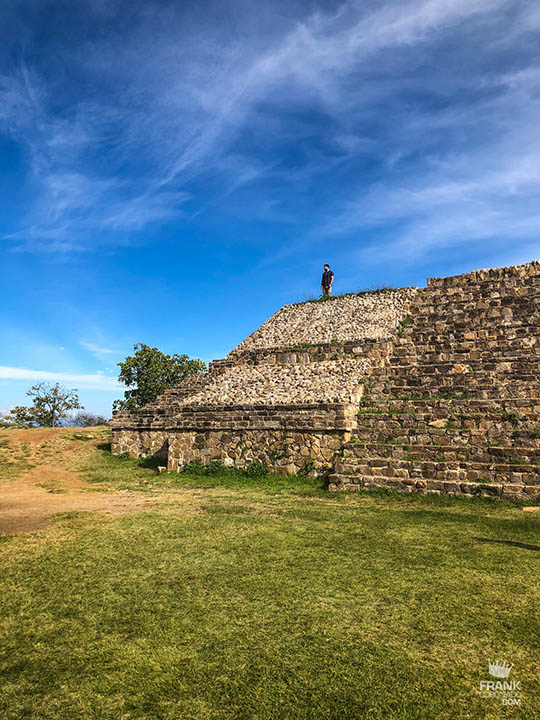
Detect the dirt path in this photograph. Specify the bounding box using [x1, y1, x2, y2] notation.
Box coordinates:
[0, 427, 162, 536]
[0, 482, 160, 535]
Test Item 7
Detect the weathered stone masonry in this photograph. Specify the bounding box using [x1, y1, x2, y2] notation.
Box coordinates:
[111, 289, 413, 474]
[112, 402, 357, 474]
[112, 263, 540, 500]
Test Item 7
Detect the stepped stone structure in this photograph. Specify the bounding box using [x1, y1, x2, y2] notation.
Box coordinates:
[111, 261, 540, 500]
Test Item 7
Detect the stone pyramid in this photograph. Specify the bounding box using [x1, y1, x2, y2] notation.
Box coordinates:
[112, 261, 540, 500]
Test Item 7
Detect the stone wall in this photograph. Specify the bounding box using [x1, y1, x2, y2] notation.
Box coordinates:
[112, 403, 357, 474]
[167, 429, 349, 474]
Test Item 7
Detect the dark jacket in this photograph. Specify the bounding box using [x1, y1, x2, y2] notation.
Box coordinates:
[322, 269, 334, 287]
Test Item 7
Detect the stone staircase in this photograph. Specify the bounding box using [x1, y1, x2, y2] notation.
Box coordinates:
[329, 262, 540, 499]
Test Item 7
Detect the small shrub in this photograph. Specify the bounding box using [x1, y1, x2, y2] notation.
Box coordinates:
[398, 315, 412, 336]
[268, 449, 286, 463]
[206, 460, 226, 475]
[298, 460, 316, 477]
[181, 461, 208, 475]
[245, 462, 268, 478]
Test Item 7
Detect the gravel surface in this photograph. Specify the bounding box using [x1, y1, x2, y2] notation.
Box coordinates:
[181, 357, 372, 405]
[230, 289, 417, 354]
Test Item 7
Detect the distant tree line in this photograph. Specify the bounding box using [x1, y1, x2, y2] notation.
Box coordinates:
[0, 382, 109, 429]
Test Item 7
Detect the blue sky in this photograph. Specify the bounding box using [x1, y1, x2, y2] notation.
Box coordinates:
[1, 0, 540, 416]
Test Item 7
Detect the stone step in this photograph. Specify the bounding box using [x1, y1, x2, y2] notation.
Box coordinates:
[359, 397, 540, 413]
[387, 358, 539, 373]
[392, 341, 540, 355]
[341, 441, 540, 465]
[215, 339, 392, 368]
[328, 473, 537, 499]
[414, 288, 540, 301]
[369, 380, 535, 389]
[390, 349, 540, 364]
[411, 302, 540, 321]
[356, 407, 540, 422]
[388, 339, 540, 358]
[335, 458, 540, 485]
[424, 280, 540, 297]
[369, 378, 540, 399]
[409, 316, 540, 333]
[354, 417, 540, 444]
[369, 390, 539, 403]
[426, 263, 540, 290]
[404, 319, 540, 333]
[394, 329, 540, 348]
[379, 370, 539, 386]
[420, 282, 538, 297]
[370, 371, 540, 385]
[409, 304, 539, 317]
[399, 327, 540, 342]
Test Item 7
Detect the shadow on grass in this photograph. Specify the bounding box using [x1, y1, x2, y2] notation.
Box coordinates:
[473, 536, 540, 552]
[139, 455, 164, 470]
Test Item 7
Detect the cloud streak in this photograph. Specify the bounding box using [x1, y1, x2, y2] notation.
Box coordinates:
[0, 0, 539, 268]
[0, 365, 122, 391]
[79, 341, 117, 357]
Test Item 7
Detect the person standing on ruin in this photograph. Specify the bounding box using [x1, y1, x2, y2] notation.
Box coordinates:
[321, 264, 334, 296]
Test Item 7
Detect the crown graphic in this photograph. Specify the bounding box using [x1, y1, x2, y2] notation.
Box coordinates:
[488, 660, 513, 678]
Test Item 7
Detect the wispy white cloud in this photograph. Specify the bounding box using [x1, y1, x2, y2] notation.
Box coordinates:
[0, 365, 122, 391]
[313, 59, 540, 265]
[79, 341, 117, 356]
[1, 0, 539, 267]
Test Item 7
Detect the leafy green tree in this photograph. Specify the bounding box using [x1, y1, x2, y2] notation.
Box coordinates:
[28, 382, 83, 427]
[113, 343, 206, 412]
[1, 383, 83, 428]
[0, 406, 38, 428]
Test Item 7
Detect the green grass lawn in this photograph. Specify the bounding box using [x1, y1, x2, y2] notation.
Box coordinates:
[1, 435, 539, 719]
